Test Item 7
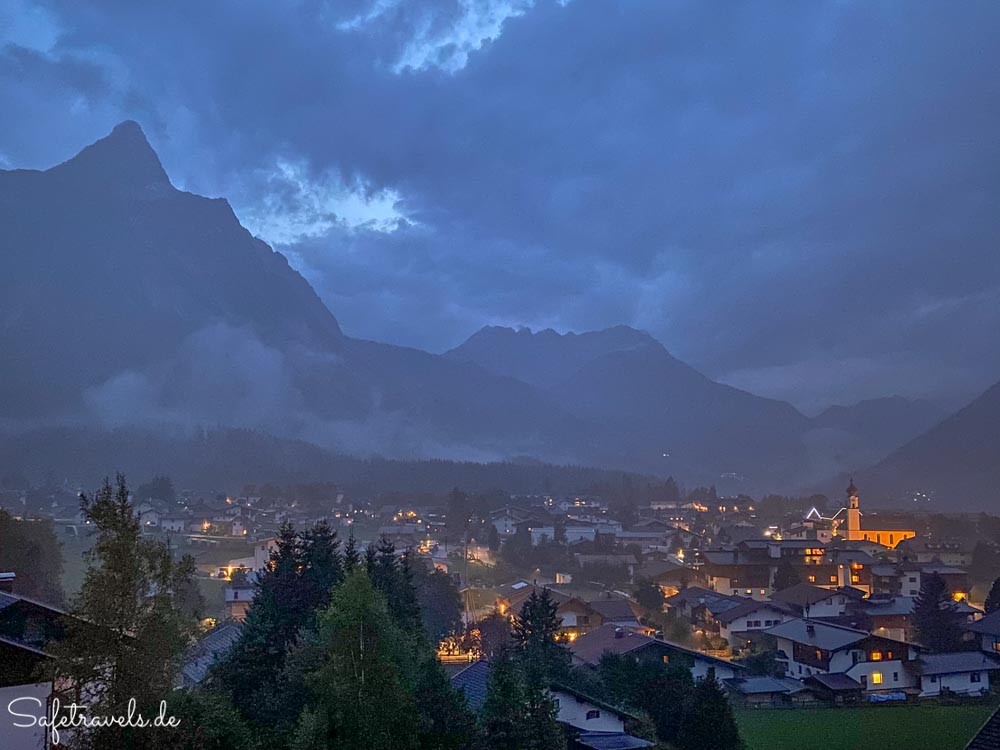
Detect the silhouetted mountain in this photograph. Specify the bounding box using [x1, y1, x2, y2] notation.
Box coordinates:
[450, 325, 819, 484]
[856, 381, 1000, 509]
[445, 324, 657, 388]
[0, 426, 645, 496]
[448, 326, 956, 488]
[0, 122, 587, 465]
[0, 121, 344, 419]
[813, 396, 944, 459]
[0, 122, 971, 493]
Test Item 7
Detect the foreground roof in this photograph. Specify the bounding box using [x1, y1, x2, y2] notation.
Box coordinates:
[967, 704, 1000, 750]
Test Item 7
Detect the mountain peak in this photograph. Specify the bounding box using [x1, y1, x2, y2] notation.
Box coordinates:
[50, 120, 172, 191]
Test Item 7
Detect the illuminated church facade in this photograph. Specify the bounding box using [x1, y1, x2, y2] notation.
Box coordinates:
[808, 481, 917, 549]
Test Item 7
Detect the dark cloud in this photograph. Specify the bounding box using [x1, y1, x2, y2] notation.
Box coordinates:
[3, 0, 999, 410]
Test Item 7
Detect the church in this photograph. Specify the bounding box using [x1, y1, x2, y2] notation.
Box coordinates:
[808, 481, 917, 549]
[834, 479, 917, 548]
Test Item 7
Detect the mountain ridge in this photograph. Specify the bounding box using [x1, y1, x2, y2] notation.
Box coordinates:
[0, 121, 981, 495]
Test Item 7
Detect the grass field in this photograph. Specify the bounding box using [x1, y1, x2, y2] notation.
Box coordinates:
[737, 703, 996, 750]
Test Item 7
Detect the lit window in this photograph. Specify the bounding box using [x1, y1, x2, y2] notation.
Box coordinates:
[586, 710, 600, 720]
[829, 575, 837, 583]
[808, 575, 816, 583]
[886, 651, 894, 660]
[870, 651, 883, 662]
[662, 655, 670, 664]
[871, 672, 883, 685]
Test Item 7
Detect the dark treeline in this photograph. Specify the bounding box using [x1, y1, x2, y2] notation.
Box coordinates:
[0, 426, 666, 496]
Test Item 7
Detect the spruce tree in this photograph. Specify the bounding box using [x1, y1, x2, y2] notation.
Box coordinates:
[772, 559, 802, 591]
[914, 572, 963, 651]
[676, 672, 742, 750]
[343, 529, 361, 572]
[308, 569, 420, 750]
[512, 589, 570, 683]
[214, 522, 309, 735]
[985, 576, 1000, 613]
[301, 519, 343, 613]
[479, 649, 530, 750]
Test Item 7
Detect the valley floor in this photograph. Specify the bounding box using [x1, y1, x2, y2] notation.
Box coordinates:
[737, 703, 996, 750]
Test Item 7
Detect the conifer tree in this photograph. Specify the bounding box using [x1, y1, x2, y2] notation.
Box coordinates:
[51, 474, 201, 749]
[215, 522, 311, 735]
[308, 569, 421, 750]
[479, 649, 530, 750]
[343, 528, 361, 572]
[985, 576, 1000, 613]
[772, 559, 802, 591]
[914, 572, 964, 651]
[512, 589, 570, 683]
[676, 672, 742, 750]
[301, 519, 343, 612]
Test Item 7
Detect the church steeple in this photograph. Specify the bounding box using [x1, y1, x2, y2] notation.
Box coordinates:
[847, 478, 859, 510]
[846, 478, 861, 537]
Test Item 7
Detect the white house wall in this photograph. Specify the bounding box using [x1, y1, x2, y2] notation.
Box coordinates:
[919, 671, 991, 697]
[551, 690, 625, 733]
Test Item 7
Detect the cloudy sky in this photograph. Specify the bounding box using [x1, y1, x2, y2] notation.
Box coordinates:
[2, 0, 998, 413]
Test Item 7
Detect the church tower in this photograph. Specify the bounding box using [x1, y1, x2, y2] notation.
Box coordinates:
[846, 479, 861, 540]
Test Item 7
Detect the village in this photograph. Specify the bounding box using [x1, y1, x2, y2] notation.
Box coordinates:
[4, 476, 1000, 748]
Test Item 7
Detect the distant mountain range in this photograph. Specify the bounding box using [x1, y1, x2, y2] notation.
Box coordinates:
[853, 381, 1000, 508]
[0, 123, 993, 501]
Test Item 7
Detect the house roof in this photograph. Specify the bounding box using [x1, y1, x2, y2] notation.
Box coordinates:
[569, 625, 655, 666]
[914, 652, 1000, 676]
[180, 622, 243, 687]
[451, 659, 491, 712]
[576, 733, 653, 750]
[714, 598, 798, 625]
[450, 660, 640, 723]
[0, 634, 51, 658]
[966, 704, 1000, 750]
[967, 609, 1000, 636]
[574, 554, 639, 567]
[666, 586, 744, 609]
[770, 583, 845, 608]
[587, 598, 640, 622]
[723, 676, 807, 695]
[805, 673, 864, 692]
[763, 619, 870, 651]
[0, 590, 69, 616]
[863, 596, 979, 617]
[551, 682, 640, 720]
[496, 582, 571, 613]
[569, 624, 745, 672]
